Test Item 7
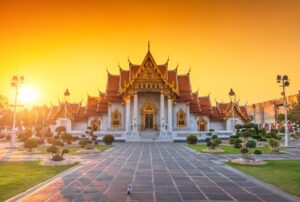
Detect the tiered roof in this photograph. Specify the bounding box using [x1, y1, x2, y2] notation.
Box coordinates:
[47, 47, 250, 123]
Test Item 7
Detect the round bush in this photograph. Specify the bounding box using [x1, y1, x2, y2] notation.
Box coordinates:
[246, 140, 256, 148]
[206, 140, 212, 147]
[52, 154, 63, 161]
[229, 137, 236, 145]
[79, 140, 86, 148]
[240, 148, 249, 154]
[47, 145, 58, 154]
[254, 150, 262, 155]
[103, 134, 115, 145]
[186, 135, 198, 145]
[211, 134, 218, 139]
[234, 138, 243, 149]
[24, 138, 38, 152]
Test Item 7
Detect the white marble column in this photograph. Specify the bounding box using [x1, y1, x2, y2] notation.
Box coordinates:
[125, 96, 131, 132]
[186, 102, 190, 129]
[133, 93, 138, 131]
[108, 103, 112, 128]
[168, 98, 173, 132]
[160, 92, 165, 131]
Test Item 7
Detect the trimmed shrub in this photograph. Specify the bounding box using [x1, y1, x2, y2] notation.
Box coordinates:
[246, 140, 256, 149]
[240, 148, 249, 154]
[24, 138, 38, 152]
[254, 150, 262, 155]
[52, 155, 63, 161]
[268, 138, 279, 148]
[234, 138, 243, 149]
[186, 135, 198, 145]
[72, 136, 79, 141]
[229, 137, 236, 145]
[103, 134, 115, 145]
[47, 145, 58, 154]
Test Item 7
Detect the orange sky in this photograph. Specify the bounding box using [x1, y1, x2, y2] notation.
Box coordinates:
[0, 0, 300, 107]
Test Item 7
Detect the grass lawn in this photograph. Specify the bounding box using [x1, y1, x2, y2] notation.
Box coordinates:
[0, 161, 77, 201]
[226, 160, 300, 197]
[188, 144, 280, 154]
[18, 144, 111, 154]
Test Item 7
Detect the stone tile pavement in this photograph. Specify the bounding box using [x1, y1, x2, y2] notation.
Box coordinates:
[9, 143, 300, 202]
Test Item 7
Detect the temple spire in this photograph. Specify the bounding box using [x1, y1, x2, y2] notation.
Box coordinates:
[148, 41, 150, 52]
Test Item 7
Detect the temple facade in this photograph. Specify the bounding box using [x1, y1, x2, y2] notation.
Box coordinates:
[47, 47, 250, 142]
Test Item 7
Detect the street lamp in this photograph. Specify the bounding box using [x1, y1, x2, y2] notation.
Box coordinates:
[229, 88, 236, 134]
[252, 104, 256, 124]
[10, 75, 24, 148]
[64, 88, 70, 119]
[277, 75, 290, 147]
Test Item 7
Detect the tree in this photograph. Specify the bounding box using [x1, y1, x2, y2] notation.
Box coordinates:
[276, 113, 285, 123]
[288, 103, 300, 123]
[55, 126, 66, 140]
[206, 135, 221, 149]
[46, 140, 69, 161]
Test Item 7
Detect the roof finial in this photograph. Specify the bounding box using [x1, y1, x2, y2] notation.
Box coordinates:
[165, 55, 169, 65]
[187, 67, 191, 75]
[118, 61, 122, 71]
[106, 67, 110, 75]
[148, 41, 150, 52]
[128, 56, 132, 65]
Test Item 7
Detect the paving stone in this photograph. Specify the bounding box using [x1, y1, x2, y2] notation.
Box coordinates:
[155, 185, 178, 193]
[205, 193, 233, 201]
[14, 143, 300, 202]
[155, 192, 182, 202]
[177, 185, 201, 193]
[231, 193, 262, 201]
[180, 192, 206, 200]
[257, 194, 292, 202]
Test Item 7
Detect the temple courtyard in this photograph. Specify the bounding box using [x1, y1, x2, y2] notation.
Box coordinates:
[2, 142, 299, 202]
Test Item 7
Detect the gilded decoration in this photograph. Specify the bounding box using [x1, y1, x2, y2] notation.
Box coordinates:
[197, 117, 207, 131]
[141, 99, 157, 130]
[177, 108, 186, 128]
[111, 108, 121, 128]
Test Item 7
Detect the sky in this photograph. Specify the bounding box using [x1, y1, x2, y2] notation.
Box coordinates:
[0, 0, 300, 107]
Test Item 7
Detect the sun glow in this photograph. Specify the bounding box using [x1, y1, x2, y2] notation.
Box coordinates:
[19, 86, 40, 105]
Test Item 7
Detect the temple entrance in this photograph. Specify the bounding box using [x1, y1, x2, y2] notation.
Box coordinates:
[142, 99, 157, 130]
[145, 114, 154, 129]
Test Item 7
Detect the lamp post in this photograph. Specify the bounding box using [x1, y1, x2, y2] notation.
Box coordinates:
[277, 75, 290, 147]
[10, 75, 24, 148]
[252, 104, 256, 124]
[64, 89, 70, 130]
[229, 88, 236, 134]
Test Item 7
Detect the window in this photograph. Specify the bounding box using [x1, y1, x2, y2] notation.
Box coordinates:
[111, 109, 121, 128]
[198, 117, 207, 131]
[177, 109, 186, 127]
[91, 118, 101, 131]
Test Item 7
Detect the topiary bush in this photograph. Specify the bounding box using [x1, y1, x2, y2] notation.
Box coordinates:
[186, 135, 198, 145]
[206, 135, 221, 149]
[254, 150, 262, 155]
[24, 138, 38, 152]
[234, 138, 243, 149]
[246, 140, 256, 149]
[103, 134, 115, 145]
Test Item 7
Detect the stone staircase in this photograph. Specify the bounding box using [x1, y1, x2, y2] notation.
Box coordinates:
[126, 131, 173, 142]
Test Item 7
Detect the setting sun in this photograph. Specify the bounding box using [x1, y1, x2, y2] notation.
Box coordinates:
[19, 86, 39, 105]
